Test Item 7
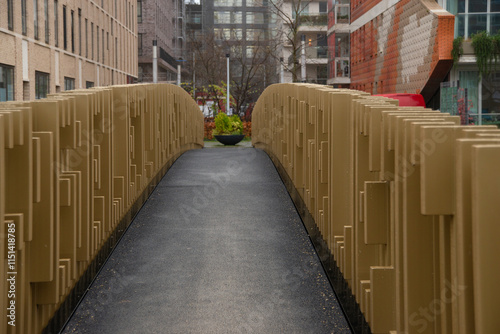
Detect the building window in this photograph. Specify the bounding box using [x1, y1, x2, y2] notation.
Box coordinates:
[189, 13, 202, 25]
[451, 0, 500, 37]
[319, 1, 327, 14]
[7, 0, 13, 30]
[479, 72, 500, 126]
[335, 33, 350, 57]
[301, 3, 309, 15]
[97, 25, 100, 62]
[214, 11, 243, 24]
[246, 46, 255, 58]
[493, 0, 500, 11]
[138, 66, 143, 81]
[246, 12, 264, 24]
[215, 11, 230, 24]
[102, 29, 105, 62]
[54, 0, 58, 46]
[85, 19, 88, 58]
[22, 0, 27, 35]
[64, 77, 75, 91]
[35, 71, 50, 99]
[214, 0, 242, 6]
[91, 23, 94, 59]
[71, 10, 75, 53]
[138, 33, 143, 56]
[45, 0, 49, 43]
[63, 6, 67, 49]
[129, 3, 132, 29]
[86, 81, 94, 89]
[450, 71, 500, 126]
[34, 0, 39, 39]
[79, 9, 82, 55]
[246, 29, 262, 41]
[0, 64, 14, 102]
[115, 37, 118, 67]
[246, 0, 263, 6]
[138, 0, 143, 23]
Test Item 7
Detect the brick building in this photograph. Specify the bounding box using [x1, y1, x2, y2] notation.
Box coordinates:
[328, 0, 455, 105]
[0, 0, 138, 101]
[327, 0, 500, 123]
[137, 0, 185, 83]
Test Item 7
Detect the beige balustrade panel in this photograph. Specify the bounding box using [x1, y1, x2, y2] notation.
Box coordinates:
[0, 84, 203, 333]
[252, 83, 500, 334]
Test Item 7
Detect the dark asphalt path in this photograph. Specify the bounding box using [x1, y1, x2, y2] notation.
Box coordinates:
[62, 147, 351, 334]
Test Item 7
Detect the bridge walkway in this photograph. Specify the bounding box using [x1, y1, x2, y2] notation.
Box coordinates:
[62, 147, 351, 334]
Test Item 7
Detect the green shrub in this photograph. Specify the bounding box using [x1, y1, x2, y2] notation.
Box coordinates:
[212, 113, 243, 135]
[471, 31, 494, 77]
[452, 36, 464, 68]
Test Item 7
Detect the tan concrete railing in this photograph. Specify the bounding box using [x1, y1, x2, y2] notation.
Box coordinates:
[0, 84, 203, 333]
[252, 84, 500, 334]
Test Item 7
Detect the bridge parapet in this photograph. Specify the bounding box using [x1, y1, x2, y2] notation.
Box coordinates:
[0, 84, 203, 333]
[252, 83, 500, 334]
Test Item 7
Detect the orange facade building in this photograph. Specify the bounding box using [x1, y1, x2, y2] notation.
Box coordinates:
[328, 0, 455, 104]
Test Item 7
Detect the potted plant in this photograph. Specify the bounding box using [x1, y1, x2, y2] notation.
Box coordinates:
[212, 112, 245, 145]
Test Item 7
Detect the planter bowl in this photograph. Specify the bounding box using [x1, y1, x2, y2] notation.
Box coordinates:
[214, 135, 245, 145]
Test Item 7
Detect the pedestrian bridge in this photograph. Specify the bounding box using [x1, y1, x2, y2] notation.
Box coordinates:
[0, 84, 499, 334]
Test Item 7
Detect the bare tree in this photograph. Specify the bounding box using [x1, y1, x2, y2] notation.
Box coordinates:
[268, 0, 315, 82]
[229, 35, 278, 117]
[185, 29, 278, 117]
[184, 31, 228, 115]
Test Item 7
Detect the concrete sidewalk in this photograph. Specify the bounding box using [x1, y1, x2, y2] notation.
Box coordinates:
[62, 147, 351, 334]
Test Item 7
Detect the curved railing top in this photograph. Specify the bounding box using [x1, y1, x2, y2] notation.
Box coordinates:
[0, 83, 203, 333]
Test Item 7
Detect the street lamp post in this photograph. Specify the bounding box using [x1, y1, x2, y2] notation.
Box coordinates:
[301, 35, 306, 83]
[177, 58, 182, 86]
[152, 40, 158, 83]
[226, 53, 230, 114]
[193, 52, 196, 99]
[280, 57, 284, 83]
[177, 58, 187, 86]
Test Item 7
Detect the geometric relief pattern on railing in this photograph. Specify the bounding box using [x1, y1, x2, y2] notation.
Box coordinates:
[0, 84, 203, 333]
[252, 83, 500, 334]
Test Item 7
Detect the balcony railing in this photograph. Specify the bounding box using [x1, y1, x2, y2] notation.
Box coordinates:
[456, 13, 500, 38]
[306, 46, 329, 59]
[335, 5, 350, 24]
[297, 14, 328, 26]
[287, 46, 329, 66]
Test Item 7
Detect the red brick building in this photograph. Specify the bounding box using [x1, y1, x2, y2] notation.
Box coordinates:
[328, 0, 455, 104]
